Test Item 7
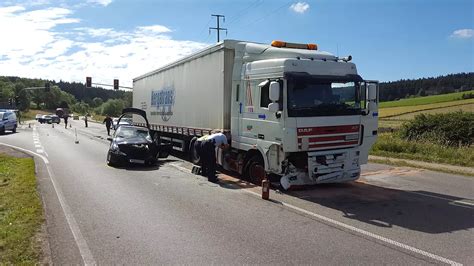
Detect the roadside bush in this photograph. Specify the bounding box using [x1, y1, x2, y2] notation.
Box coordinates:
[399, 111, 474, 146]
[371, 133, 474, 167]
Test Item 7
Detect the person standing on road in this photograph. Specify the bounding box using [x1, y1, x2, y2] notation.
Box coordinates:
[64, 115, 68, 129]
[84, 113, 89, 128]
[103, 115, 113, 136]
[197, 131, 230, 183]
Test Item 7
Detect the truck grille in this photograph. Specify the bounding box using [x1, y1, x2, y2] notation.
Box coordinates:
[297, 125, 360, 150]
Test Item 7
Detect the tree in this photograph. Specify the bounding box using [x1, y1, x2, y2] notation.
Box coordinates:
[92, 97, 103, 107]
[71, 101, 90, 115]
[101, 99, 124, 116]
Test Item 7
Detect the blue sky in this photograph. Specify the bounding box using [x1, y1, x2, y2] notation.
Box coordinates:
[0, 0, 472, 87]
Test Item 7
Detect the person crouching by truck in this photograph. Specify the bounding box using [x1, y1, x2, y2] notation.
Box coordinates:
[196, 131, 230, 183]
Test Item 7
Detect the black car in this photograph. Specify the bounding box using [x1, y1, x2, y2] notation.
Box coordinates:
[106, 108, 170, 166]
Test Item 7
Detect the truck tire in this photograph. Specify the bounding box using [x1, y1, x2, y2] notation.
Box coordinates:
[244, 155, 265, 185]
[189, 137, 201, 164]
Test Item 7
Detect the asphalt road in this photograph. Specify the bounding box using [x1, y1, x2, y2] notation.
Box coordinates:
[1, 120, 473, 265]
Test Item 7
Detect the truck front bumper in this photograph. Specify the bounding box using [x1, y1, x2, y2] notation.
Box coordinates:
[280, 149, 360, 190]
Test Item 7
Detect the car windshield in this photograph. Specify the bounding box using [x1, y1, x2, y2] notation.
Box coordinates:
[116, 127, 150, 139]
[287, 74, 362, 117]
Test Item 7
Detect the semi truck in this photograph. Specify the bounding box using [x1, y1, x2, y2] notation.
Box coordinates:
[133, 39, 379, 190]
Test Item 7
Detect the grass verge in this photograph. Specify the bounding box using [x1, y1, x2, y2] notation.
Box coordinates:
[0, 154, 43, 264]
[370, 133, 474, 168]
[369, 158, 473, 177]
[20, 109, 52, 121]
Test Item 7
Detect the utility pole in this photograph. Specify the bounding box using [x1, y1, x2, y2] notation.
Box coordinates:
[209, 14, 227, 43]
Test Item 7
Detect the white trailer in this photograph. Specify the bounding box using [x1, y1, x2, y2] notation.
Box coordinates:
[133, 40, 379, 189]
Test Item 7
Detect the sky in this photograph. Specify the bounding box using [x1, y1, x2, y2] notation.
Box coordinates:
[0, 0, 472, 87]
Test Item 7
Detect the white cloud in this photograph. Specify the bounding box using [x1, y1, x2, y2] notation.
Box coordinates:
[0, 5, 208, 87]
[290, 2, 309, 14]
[87, 0, 113, 7]
[136, 25, 172, 34]
[450, 29, 474, 39]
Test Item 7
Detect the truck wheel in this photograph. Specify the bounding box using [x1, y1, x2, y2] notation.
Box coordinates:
[189, 138, 201, 164]
[244, 155, 265, 185]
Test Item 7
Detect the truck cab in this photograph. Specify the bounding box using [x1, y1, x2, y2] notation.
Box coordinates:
[227, 41, 378, 189]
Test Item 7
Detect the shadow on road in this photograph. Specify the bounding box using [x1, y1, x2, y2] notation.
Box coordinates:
[287, 182, 474, 234]
[121, 159, 179, 172]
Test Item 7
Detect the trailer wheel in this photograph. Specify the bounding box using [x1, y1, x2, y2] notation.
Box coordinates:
[189, 137, 201, 164]
[244, 155, 265, 185]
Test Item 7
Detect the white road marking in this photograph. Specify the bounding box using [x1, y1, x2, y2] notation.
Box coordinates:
[168, 162, 462, 265]
[0, 142, 95, 265]
[35, 144, 42, 148]
[36, 149, 44, 154]
[409, 191, 474, 209]
[241, 189, 462, 266]
[169, 163, 190, 173]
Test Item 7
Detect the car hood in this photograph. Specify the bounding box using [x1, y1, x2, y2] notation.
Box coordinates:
[115, 136, 151, 145]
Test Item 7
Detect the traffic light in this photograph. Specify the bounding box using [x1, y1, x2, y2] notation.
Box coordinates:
[113, 79, 119, 90]
[8, 98, 12, 106]
[45, 82, 50, 92]
[86, 77, 92, 87]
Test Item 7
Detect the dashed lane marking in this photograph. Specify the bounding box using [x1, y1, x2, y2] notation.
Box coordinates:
[0, 142, 95, 265]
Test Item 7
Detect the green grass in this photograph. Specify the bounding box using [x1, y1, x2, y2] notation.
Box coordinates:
[379, 98, 474, 118]
[0, 154, 43, 264]
[370, 133, 474, 167]
[379, 90, 474, 108]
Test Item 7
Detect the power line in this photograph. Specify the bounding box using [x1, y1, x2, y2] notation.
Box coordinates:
[209, 14, 227, 43]
[232, 0, 292, 36]
[196, 17, 213, 41]
[226, 0, 265, 27]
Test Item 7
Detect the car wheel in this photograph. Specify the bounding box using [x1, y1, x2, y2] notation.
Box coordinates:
[12, 125, 16, 133]
[0, 127, 4, 135]
[106, 152, 116, 167]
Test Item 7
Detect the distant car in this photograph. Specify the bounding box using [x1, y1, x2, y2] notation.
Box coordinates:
[106, 108, 170, 167]
[35, 114, 42, 120]
[0, 110, 18, 134]
[39, 115, 52, 124]
[50, 115, 60, 124]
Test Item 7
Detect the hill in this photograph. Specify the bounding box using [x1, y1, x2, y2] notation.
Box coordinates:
[378, 90, 474, 129]
[379, 72, 473, 102]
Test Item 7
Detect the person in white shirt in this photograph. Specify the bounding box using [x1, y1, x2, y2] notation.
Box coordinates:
[197, 131, 230, 182]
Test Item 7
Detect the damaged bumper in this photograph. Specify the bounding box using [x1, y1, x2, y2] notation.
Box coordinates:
[280, 149, 361, 190]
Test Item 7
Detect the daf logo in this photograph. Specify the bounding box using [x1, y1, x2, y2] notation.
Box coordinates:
[298, 128, 312, 133]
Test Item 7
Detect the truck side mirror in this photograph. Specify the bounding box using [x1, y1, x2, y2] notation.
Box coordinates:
[268, 102, 279, 112]
[269, 81, 280, 102]
[368, 84, 377, 101]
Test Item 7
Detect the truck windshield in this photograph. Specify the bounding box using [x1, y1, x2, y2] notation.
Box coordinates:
[287, 75, 361, 117]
